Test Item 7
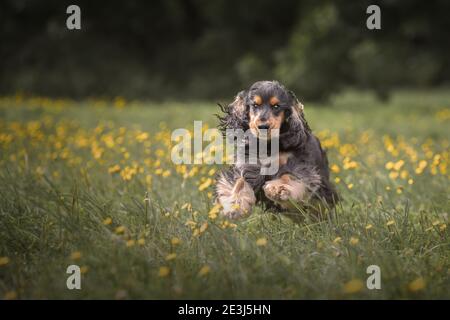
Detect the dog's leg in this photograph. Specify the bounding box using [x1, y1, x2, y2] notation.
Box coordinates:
[263, 174, 308, 210]
[216, 170, 256, 219]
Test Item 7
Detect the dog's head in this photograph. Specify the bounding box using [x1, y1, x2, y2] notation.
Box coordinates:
[218, 81, 309, 147]
[246, 81, 296, 139]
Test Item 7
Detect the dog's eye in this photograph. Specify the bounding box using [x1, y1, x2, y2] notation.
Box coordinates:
[252, 103, 259, 108]
[273, 104, 280, 109]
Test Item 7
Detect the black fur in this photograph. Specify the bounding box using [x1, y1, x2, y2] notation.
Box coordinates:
[216, 80, 338, 215]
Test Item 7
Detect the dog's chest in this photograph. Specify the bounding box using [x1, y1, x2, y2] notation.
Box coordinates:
[259, 151, 292, 168]
[278, 152, 291, 166]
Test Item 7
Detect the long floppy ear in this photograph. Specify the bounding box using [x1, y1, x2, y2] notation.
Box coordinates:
[281, 91, 311, 149]
[217, 90, 249, 133]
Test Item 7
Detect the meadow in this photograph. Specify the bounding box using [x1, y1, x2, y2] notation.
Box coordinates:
[0, 90, 448, 299]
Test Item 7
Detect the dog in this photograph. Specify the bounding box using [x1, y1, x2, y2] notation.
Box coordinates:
[215, 80, 338, 220]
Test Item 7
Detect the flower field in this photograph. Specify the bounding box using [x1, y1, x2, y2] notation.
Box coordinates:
[0, 90, 449, 299]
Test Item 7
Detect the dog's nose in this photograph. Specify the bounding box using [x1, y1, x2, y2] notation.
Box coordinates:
[258, 124, 270, 130]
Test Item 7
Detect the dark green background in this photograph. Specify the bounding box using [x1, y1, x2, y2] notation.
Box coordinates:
[1, 0, 449, 100]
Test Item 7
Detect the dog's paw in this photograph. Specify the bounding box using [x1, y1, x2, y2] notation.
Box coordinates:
[263, 181, 292, 202]
[217, 177, 256, 220]
[263, 175, 307, 208]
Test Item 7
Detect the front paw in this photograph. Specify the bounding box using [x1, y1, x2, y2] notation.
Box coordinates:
[263, 181, 292, 202]
[218, 177, 256, 220]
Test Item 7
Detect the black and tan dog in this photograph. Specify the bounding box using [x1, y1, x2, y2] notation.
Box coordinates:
[216, 80, 338, 220]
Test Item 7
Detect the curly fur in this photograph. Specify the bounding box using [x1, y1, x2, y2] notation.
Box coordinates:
[215, 81, 338, 220]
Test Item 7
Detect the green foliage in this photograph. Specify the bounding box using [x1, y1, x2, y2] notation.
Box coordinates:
[1, 1, 449, 100]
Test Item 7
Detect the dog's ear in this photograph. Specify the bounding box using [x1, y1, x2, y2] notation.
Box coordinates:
[282, 91, 310, 148]
[217, 90, 249, 132]
[287, 90, 304, 114]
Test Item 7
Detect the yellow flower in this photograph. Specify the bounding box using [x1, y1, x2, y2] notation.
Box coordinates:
[400, 170, 409, 179]
[432, 220, 440, 226]
[158, 266, 170, 277]
[408, 277, 426, 292]
[231, 203, 240, 210]
[103, 217, 112, 225]
[137, 238, 145, 246]
[126, 239, 135, 247]
[334, 177, 341, 184]
[208, 203, 221, 220]
[386, 220, 395, 226]
[439, 224, 447, 231]
[333, 237, 342, 244]
[198, 178, 213, 191]
[165, 253, 177, 261]
[349, 237, 359, 245]
[135, 132, 149, 142]
[385, 161, 394, 170]
[342, 156, 358, 169]
[365, 224, 373, 230]
[199, 222, 208, 233]
[121, 166, 137, 181]
[114, 96, 126, 108]
[347, 183, 354, 189]
[80, 266, 89, 274]
[389, 171, 399, 179]
[162, 169, 171, 177]
[192, 228, 200, 237]
[228, 223, 238, 229]
[115, 226, 126, 234]
[198, 265, 211, 277]
[0, 256, 10, 266]
[256, 238, 267, 246]
[171, 237, 181, 245]
[393, 160, 405, 171]
[331, 164, 340, 173]
[408, 178, 414, 185]
[181, 202, 192, 211]
[108, 164, 120, 174]
[418, 160, 427, 169]
[70, 251, 82, 260]
[343, 279, 364, 294]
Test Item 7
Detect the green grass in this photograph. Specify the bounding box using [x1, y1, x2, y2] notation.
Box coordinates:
[0, 90, 449, 299]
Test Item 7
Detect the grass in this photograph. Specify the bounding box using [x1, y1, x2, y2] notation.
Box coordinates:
[0, 90, 449, 299]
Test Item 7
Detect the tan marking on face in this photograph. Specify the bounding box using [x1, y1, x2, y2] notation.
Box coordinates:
[270, 96, 280, 106]
[248, 112, 259, 137]
[253, 95, 262, 106]
[248, 110, 284, 138]
[279, 152, 291, 166]
[267, 110, 285, 130]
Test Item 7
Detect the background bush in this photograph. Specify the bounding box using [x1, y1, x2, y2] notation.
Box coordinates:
[1, 0, 449, 100]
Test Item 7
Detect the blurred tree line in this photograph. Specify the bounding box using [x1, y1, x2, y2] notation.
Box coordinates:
[1, 0, 449, 101]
